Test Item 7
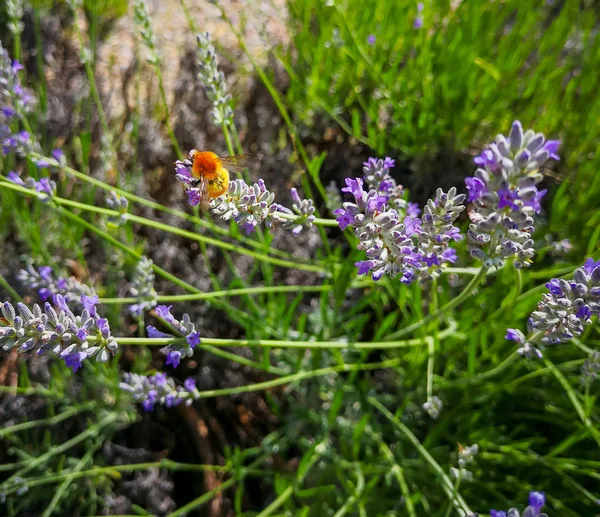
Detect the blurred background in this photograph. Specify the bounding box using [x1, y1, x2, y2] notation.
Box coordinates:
[0, 0, 599, 516]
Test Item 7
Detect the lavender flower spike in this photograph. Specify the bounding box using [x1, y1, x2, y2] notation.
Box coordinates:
[17, 264, 97, 305]
[148, 305, 201, 368]
[1, 41, 38, 157]
[275, 188, 316, 234]
[506, 258, 600, 358]
[0, 296, 117, 371]
[195, 32, 234, 127]
[467, 121, 560, 269]
[129, 256, 158, 315]
[120, 372, 200, 411]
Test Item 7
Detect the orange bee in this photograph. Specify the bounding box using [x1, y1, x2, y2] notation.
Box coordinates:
[189, 150, 257, 210]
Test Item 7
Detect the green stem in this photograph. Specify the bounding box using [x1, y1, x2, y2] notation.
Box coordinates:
[0, 402, 95, 438]
[24, 150, 305, 262]
[40, 442, 101, 517]
[543, 356, 600, 449]
[0, 271, 23, 302]
[166, 455, 268, 517]
[70, 5, 120, 182]
[368, 398, 472, 515]
[0, 180, 325, 273]
[155, 65, 183, 159]
[111, 320, 458, 349]
[0, 413, 119, 493]
[98, 285, 330, 304]
[386, 266, 489, 340]
[435, 351, 520, 389]
[187, 357, 407, 400]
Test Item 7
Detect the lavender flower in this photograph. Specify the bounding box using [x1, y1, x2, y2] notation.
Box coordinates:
[17, 264, 97, 305]
[129, 257, 157, 315]
[148, 305, 201, 368]
[0, 296, 117, 371]
[6, 0, 24, 38]
[105, 190, 129, 227]
[276, 188, 315, 234]
[362, 157, 420, 217]
[491, 491, 547, 517]
[133, 0, 160, 65]
[120, 372, 200, 411]
[467, 121, 560, 269]
[1, 41, 37, 157]
[195, 32, 234, 126]
[416, 187, 465, 279]
[210, 178, 279, 234]
[335, 163, 463, 282]
[506, 258, 600, 357]
[367, 35, 376, 45]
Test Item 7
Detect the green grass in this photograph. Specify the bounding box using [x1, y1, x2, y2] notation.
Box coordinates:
[0, 0, 599, 516]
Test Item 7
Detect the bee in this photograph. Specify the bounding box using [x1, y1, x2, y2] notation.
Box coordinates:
[188, 151, 257, 210]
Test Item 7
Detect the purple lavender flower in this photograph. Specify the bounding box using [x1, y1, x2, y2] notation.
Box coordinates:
[17, 264, 97, 307]
[149, 306, 201, 368]
[1, 42, 38, 157]
[507, 259, 600, 357]
[416, 187, 465, 281]
[467, 121, 560, 269]
[367, 35, 376, 45]
[362, 157, 419, 216]
[0, 297, 117, 371]
[120, 372, 200, 411]
[276, 187, 315, 234]
[337, 160, 463, 282]
[490, 490, 547, 517]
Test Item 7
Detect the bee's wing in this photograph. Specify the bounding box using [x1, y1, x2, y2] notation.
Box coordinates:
[219, 154, 258, 174]
[197, 175, 211, 212]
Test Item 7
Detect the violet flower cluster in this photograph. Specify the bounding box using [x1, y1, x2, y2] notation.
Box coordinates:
[362, 157, 420, 218]
[466, 121, 560, 269]
[6, 171, 56, 201]
[490, 491, 547, 517]
[210, 178, 279, 234]
[506, 258, 600, 358]
[0, 296, 117, 372]
[335, 157, 464, 282]
[147, 305, 201, 368]
[175, 152, 314, 234]
[17, 264, 97, 306]
[120, 372, 199, 411]
[195, 32, 234, 127]
[1, 41, 36, 156]
[128, 256, 158, 316]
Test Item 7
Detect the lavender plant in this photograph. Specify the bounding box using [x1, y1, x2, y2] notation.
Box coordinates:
[17, 264, 97, 305]
[195, 32, 234, 127]
[506, 258, 600, 358]
[0, 296, 117, 371]
[334, 159, 464, 283]
[147, 305, 200, 368]
[120, 372, 199, 411]
[466, 121, 560, 269]
[128, 257, 157, 316]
